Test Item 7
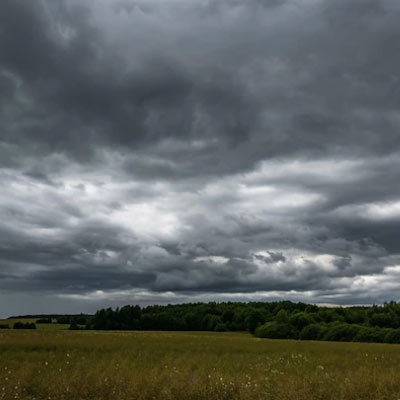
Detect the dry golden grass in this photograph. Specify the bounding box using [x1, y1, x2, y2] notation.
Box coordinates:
[0, 330, 399, 399]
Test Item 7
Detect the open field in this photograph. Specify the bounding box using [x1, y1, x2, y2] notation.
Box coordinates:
[0, 318, 69, 330]
[1, 330, 400, 400]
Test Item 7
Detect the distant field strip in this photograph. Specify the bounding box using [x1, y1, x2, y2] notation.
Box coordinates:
[0, 330, 400, 399]
[0, 318, 69, 330]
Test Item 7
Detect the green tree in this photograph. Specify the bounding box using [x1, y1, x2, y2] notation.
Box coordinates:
[299, 324, 327, 340]
[289, 312, 313, 330]
[276, 310, 289, 324]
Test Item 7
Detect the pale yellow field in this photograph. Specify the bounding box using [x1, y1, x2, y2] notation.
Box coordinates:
[0, 330, 399, 399]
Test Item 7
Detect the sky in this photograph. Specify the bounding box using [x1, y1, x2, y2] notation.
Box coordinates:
[1, 0, 400, 316]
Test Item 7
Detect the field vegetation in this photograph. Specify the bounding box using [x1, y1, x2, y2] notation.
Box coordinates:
[0, 330, 400, 400]
[0, 319, 69, 331]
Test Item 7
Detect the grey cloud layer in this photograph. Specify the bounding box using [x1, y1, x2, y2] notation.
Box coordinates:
[1, 0, 400, 315]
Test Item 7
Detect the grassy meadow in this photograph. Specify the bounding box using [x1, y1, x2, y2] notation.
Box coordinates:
[0, 330, 400, 400]
[0, 318, 69, 331]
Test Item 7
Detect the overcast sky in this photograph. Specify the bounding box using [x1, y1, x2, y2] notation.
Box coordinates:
[1, 0, 400, 316]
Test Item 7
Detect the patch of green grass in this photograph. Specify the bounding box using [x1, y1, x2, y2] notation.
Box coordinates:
[0, 318, 69, 330]
[0, 318, 37, 325]
[0, 330, 399, 399]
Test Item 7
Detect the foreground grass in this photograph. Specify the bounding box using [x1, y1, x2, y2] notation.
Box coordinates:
[0, 330, 399, 400]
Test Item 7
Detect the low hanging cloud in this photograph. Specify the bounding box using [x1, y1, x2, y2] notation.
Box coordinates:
[1, 0, 400, 315]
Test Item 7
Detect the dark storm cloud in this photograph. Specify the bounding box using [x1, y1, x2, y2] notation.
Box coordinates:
[2, 0, 399, 170]
[1, 0, 400, 315]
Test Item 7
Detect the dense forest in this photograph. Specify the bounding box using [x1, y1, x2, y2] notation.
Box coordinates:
[87, 301, 400, 343]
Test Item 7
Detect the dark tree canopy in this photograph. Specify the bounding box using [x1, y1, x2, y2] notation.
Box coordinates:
[85, 301, 400, 344]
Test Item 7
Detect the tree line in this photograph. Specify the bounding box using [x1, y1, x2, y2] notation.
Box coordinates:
[86, 300, 400, 343]
[0, 322, 37, 329]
